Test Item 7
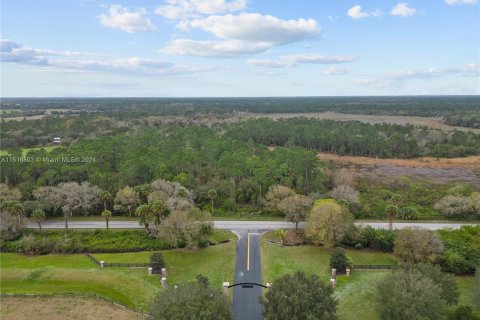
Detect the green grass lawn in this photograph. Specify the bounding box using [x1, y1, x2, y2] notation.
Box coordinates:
[260, 236, 479, 320]
[0, 238, 237, 309]
[261, 240, 398, 283]
[92, 239, 236, 286]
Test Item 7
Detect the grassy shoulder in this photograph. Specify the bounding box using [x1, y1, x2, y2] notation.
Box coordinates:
[0, 233, 237, 308]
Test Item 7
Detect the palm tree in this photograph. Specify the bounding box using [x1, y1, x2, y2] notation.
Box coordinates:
[385, 204, 399, 230]
[207, 189, 217, 214]
[101, 209, 112, 231]
[2, 200, 24, 224]
[100, 190, 112, 211]
[135, 204, 151, 232]
[150, 200, 169, 226]
[31, 209, 46, 232]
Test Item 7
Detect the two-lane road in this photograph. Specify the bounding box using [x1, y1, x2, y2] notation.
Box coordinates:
[231, 230, 264, 320]
[27, 220, 479, 230]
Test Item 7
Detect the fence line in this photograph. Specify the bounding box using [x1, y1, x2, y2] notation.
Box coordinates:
[85, 253, 152, 268]
[353, 264, 398, 270]
[0, 292, 150, 317]
[85, 253, 100, 266]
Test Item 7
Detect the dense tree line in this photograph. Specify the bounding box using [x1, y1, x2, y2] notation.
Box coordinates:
[1, 126, 325, 215]
[226, 118, 480, 158]
[2, 96, 478, 119]
[2, 122, 479, 219]
[444, 111, 480, 129]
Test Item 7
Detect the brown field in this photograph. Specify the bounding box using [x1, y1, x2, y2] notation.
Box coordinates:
[2, 114, 47, 121]
[0, 297, 145, 320]
[249, 112, 480, 134]
[317, 152, 480, 169]
[94, 112, 480, 133]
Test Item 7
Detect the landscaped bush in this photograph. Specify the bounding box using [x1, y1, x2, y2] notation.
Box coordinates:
[438, 226, 480, 275]
[330, 247, 353, 273]
[360, 227, 395, 252]
[150, 252, 165, 273]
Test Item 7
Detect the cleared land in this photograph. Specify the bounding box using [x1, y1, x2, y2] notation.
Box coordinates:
[249, 112, 480, 133]
[0, 238, 236, 309]
[260, 236, 479, 320]
[142, 112, 480, 133]
[318, 152, 480, 169]
[0, 146, 61, 156]
[0, 297, 144, 320]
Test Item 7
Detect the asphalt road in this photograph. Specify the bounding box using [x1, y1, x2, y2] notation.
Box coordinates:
[27, 220, 479, 230]
[231, 230, 264, 320]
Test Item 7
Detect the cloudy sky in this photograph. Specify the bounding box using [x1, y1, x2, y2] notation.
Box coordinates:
[1, 0, 479, 97]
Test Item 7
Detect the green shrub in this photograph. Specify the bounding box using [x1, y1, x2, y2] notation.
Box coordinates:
[150, 252, 165, 273]
[360, 227, 395, 252]
[448, 306, 480, 320]
[329, 247, 353, 273]
[1, 228, 231, 255]
[438, 226, 480, 275]
[398, 206, 419, 220]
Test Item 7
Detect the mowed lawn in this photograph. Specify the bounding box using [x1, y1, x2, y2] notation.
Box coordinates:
[92, 236, 237, 286]
[0, 238, 236, 309]
[261, 240, 398, 283]
[260, 238, 479, 320]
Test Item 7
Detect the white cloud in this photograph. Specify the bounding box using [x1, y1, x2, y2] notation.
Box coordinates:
[155, 0, 247, 19]
[385, 64, 479, 80]
[0, 38, 211, 76]
[445, 0, 477, 4]
[98, 5, 156, 33]
[347, 5, 370, 19]
[391, 3, 417, 17]
[358, 63, 479, 87]
[177, 13, 319, 44]
[324, 67, 351, 75]
[247, 53, 357, 68]
[164, 13, 320, 57]
[162, 39, 270, 57]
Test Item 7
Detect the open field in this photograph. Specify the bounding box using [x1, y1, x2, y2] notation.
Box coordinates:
[0, 239, 236, 309]
[0, 297, 144, 320]
[260, 237, 479, 320]
[249, 112, 480, 133]
[318, 152, 480, 169]
[0, 146, 61, 156]
[140, 112, 480, 133]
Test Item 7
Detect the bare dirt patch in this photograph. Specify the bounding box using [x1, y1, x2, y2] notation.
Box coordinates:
[0, 297, 145, 320]
[318, 152, 480, 169]
[318, 152, 480, 186]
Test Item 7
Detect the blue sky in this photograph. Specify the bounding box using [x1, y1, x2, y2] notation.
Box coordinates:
[1, 0, 479, 97]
